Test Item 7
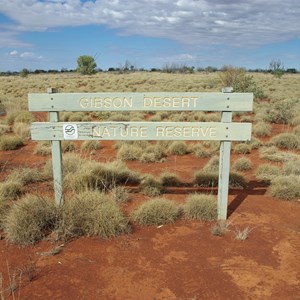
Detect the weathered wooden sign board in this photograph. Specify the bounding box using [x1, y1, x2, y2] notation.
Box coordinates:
[29, 90, 253, 220]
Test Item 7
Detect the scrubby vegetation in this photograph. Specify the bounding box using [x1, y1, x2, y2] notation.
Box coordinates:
[0, 70, 299, 245]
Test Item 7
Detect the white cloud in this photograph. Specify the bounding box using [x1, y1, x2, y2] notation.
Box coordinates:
[0, 0, 299, 48]
[9, 50, 18, 56]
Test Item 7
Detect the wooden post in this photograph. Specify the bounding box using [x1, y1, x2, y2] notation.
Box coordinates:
[217, 87, 233, 220]
[48, 88, 63, 205]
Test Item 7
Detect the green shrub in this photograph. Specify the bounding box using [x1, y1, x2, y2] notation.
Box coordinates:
[34, 141, 51, 156]
[266, 99, 296, 124]
[218, 66, 265, 98]
[193, 171, 247, 188]
[229, 172, 248, 188]
[0, 124, 10, 134]
[4, 195, 59, 245]
[203, 155, 219, 172]
[259, 146, 288, 162]
[0, 200, 10, 229]
[81, 140, 101, 151]
[255, 164, 280, 183]
[270, 176, 300, 200]
[0, 181, 23, 200]
[193, 171, 219, 187]
[233, 143, 251, 154]
[7, 167, 44, 184]
[159, 172, 181, 186]
[139, 145, 165, 163]
[12, 122, 31, 139]
[59, 191, 130, 239]
[110, 186, 130, 203]
[139, 175, 162, 196]
[253, 122, 272, 137]
[270, 133, 299, 150]
[0, 135, 24, 150]
[117, 144, 143, 161]
[61, 141, 76, 152]
[233, 157, 253, 171]
[168, 141, 189, 155]
[132, 198, 179, 226]
[65, 160, 140, 192]
[183, 194, 217, 221]
[283, 158, 300, 175]
[14, 111, 35, 124]
[191, 143, 211, 158]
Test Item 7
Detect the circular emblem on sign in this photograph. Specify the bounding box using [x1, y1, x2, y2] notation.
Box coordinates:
[64, 124, 76, 136]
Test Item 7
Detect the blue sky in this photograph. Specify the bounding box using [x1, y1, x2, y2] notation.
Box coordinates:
[0, 0, 299, 72]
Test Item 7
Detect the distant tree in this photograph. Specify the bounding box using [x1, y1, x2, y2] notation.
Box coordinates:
[20, 68, 29, 78]
[269, 59, 285, 78]
[77, 55, 97, 75]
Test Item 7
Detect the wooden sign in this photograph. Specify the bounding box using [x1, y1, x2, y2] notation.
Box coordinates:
[28, 92, 253, 112]
[31, 121, 252, 141]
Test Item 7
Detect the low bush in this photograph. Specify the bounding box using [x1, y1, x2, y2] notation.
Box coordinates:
[59, 191, 130, 239]
[14, 111, 35, 124]
[191, 143, 211, 158]
[4, 195, 59, 245]
[13, 122, 31, 139]
[255, 164, 280, 183]
[168, 141, 189, 155]
[159, 172, 182, 187]
[270, 175, 300, 200]
[139, 175, 162, 196]
[229, 172, 248, 188]
[259, 146, 289, 162]
[0, 200, 10, 229]
[233, 157, 253, 172]
[233, 143, 251, 154]
[110, 186, 130, 203]
[34, 141, 51, 156]
[117, 144, 143, 161]
[0, 124, 10, 134]
[270, 133, 299, 150]
[203, 155, 219, 172]
[193, 171, 219, 187]
[139, 145, 165, 163]
[183, 194, 217, 221]
[0, 181, 23, 200]
[0, 135, 24, 150]
[193, 171, 247, 188]
[81, 140, 101, 151]
[253, 122, 272, 137]
[132, 198, 179, 226]
[283, 158, 300, 175]
[7, 167, 44, 184]
[61, 141, 76, 152]
[266, 99, 296, 124]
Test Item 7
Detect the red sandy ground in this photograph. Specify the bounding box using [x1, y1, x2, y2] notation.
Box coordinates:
[0, 125, 300, 300]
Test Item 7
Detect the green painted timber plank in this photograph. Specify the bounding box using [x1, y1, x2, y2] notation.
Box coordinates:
[28, 92, 253, 112]
[31, 121, 252, 141]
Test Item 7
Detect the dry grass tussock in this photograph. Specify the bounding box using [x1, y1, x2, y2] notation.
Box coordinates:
[132, 198, 179, 226]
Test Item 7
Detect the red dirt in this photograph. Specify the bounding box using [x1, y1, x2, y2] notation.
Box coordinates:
[1, 129, 300, 299]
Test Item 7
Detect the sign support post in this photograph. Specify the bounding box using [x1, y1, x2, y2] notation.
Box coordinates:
[48, 88, 63, 205]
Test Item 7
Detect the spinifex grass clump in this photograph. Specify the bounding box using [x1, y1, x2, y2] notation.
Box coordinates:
[4, 195, 59, 245]
[0, 135, 24, 150]
[139, 175, 162, 196]
[159, 172, 182, 187]
[183, 194, 217, 221]
[233, 157, 253, 172]
[255, 164, 281, 183]
[0, 181, 23, 200]
[0, 200, 10, 229]
[59, 191, 130, 239]
[193, 171, 247, 188]
[132, 198, 179, 226]
[168, 141, 189, 155]
[270, 133, 299, 150]
[270, 175, 300, 200]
